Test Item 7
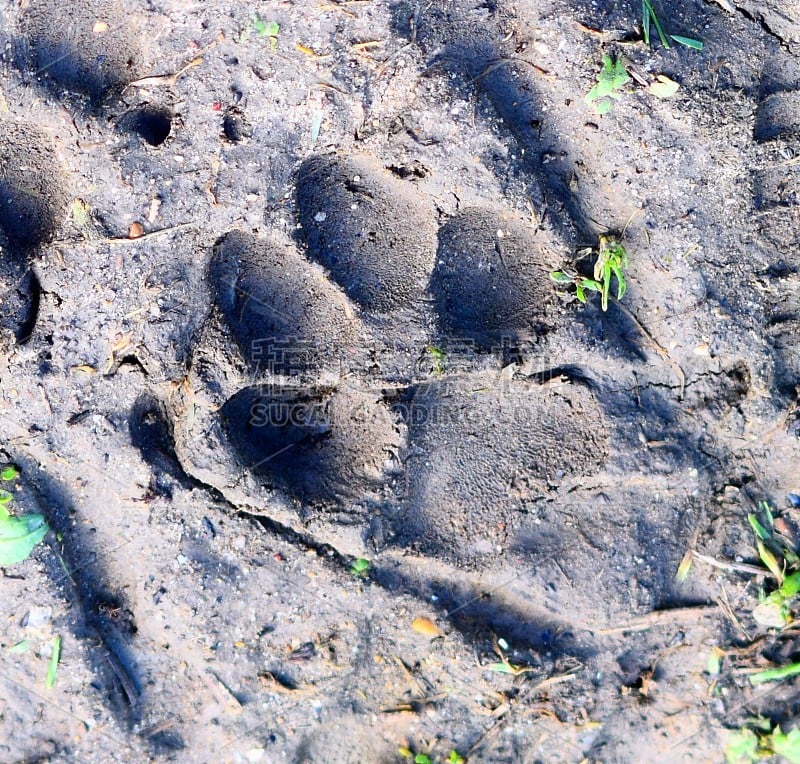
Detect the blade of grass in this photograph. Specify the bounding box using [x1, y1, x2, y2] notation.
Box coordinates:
[670, 35, 703, 50]
[756, 539, 784, 584]
[642, 0, 650, 45]
[45, 636, 61, 689]
[749, 513, 771, 541]
[760, 501, 775, 527]
[643, 0, 670, 48]
[750, 661, 800, 686]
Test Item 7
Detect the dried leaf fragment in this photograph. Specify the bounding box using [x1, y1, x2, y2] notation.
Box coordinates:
[649, 75, 680, 99]
[411, 617, 441, 637]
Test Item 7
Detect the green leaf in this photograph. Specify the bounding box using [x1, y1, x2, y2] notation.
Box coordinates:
[580, 279, 601, 291]
[771, 727, 800, 763]
[750, 661, 800, 686]
[1, 465, 19, 481]
[251, 13, 268, 35]
[487, 661, 534, 676]
[748, 513, 771, 541]
[752, 716, 775, 733]
[550, 271, 574, 284]
[649, 75, 680, 99]
[613, 266, 627, 299]
[756, 539, 784, 582]
[70, 199, 92, 227]
[675, 551, 693, 582]
[45, 635, 61, 689]
[575, 284, 587, 303]
[488, 662, 517, 674]
[780, 571, 800, 598]
[8, 639, 30, 654]
[350, 557, 370, 576]
[0, 489, 13, 505]
[642, 0, 650, 46]
[449, 752, 465, 764]
[414, 756, 433, 764]
[251, 14, 279, 38]
[725, 728, 759, 764]
[586, 55, 629, 113]
[759, 501, 775, 526]
[670, 35, 703, 50]
[706, 647, 723, 675]
[0, 512, 49, 566]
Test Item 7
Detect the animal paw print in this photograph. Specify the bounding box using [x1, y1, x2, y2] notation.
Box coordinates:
[176, 152, 610, 566]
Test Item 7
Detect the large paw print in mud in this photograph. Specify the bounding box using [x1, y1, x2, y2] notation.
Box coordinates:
[0, 0, 791, 640]
[181, 152, 611, 566]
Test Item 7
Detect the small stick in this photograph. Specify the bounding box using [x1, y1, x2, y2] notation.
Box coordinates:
[592, 604, 719, 635]
[692, 551, 768, 578]
[126, 57, 203, 90]
[105, 223, 195, 243]
[105, 652, 140, 706]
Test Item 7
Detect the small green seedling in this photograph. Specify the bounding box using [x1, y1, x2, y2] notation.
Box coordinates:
[1, 465, 19, 481]
[398, 750, 431, 764]
[488, 635, 537, 676]
[398, 748, 464, 763]
[551, 235, 630, 312]
[675, 548, 693, 582]
[726, 720, 800, 763]
[706, 646, 724, 676]
[642, 0, 703, 50]
[584, 54, 630, 114]
[426, 346, 446, 375]
[350, 557, 370, 577]
[8, 639, 30, 654]
[251, 13, 279, 36]
[0, 473, 49, 567]
[242, 14, 279, 48]
[594, 235, 630, 311]
[487, 659, 536, 676]
[45, 635, 61, 689]
[747, 501, 800, 628]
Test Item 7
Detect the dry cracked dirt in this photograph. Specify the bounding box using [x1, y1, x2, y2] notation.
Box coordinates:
[0, 0, 799, 762]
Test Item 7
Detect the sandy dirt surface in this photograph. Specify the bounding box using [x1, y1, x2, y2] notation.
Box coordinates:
[0, 0, 799, 761]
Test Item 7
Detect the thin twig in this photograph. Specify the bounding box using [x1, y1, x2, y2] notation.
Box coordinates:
[126, 56, 203, 90]
[692, 551, 768, 578]
[592, 604, 719, 635]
